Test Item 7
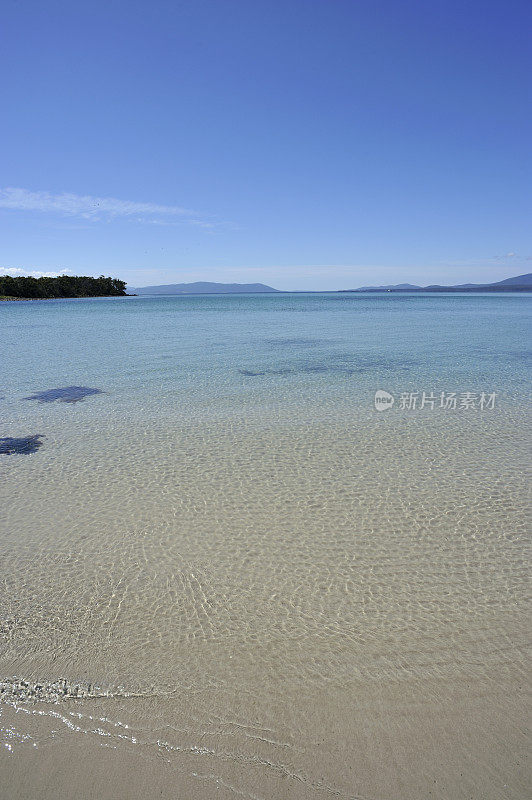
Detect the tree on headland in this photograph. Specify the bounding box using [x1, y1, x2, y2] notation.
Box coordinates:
[0, 274, 127, 299]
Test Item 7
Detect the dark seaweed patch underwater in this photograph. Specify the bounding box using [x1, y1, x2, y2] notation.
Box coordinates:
[238, 355, 417, 378]
[23, 386, 103, 404]
[0, 435, 44, 455]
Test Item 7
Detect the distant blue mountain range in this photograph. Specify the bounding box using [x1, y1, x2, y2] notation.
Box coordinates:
[343, 273, 532, 293]
[130, 281, 279, 294]
[128, 273, 532, 295]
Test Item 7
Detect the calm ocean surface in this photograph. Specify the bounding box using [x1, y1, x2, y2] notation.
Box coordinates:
[0, 293, 530, 799]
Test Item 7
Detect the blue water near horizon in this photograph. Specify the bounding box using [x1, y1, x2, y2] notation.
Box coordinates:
[1, 292, 530, 433]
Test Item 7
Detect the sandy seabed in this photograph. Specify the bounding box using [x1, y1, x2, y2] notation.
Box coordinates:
[1, 404, 530, 799]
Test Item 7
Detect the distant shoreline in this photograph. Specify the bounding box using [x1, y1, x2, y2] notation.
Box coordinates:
[131, 288, 532, 295]
[339, 286, 532, 294]
[0, 294, 136, 301]
[2, 288, 531, 301]
[2, 273, 530, 299]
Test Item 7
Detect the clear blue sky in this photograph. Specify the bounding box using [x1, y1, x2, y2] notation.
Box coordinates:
[1, 0, 530, 290]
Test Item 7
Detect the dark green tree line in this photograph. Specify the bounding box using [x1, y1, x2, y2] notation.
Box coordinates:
[0, 275, 127, 299]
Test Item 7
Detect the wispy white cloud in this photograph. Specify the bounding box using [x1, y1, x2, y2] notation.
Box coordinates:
[0, 266, 73, 279]
[0, 187, 215, 226]
[492, 251, 531, 262]
[139, 217, 217, 229]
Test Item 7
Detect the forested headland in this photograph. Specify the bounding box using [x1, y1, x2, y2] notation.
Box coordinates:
[0, 275, 128, 299]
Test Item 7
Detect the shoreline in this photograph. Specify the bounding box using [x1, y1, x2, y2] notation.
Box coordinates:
[0, 294, 135, 301]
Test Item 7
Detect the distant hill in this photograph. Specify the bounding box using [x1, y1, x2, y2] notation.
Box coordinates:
[356, 283, 421, 291]
[132, 281, 279, 295]
[481, 273, 532, 288]
[342, 273, 532, 293]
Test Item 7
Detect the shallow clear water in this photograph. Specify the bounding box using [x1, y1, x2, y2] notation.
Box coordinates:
[0, 293, 530, 799]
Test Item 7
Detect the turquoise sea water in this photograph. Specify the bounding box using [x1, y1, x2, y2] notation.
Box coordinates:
[1, 292, 530, 422]
[0, 292, 530, 800]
